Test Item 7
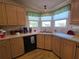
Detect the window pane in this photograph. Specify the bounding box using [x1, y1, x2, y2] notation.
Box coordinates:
[55, 20, 66, 27]
[42, 21, 51, 27]
[41, 16, 52, 20]
[53, 11, 69, 20]
[28, 16, 39, 20]
[29, 21, 38, 27]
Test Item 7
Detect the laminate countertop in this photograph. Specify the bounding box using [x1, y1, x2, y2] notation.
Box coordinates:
[39, 32, 79, 43]
[0, 32, 79, 43]
[0, 32, 38, 41]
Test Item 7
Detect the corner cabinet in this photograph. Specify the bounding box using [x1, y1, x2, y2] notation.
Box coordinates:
[0, 2, 26, 26]
[0, 40, 11, 59]
[70, 0, 79, 25]
[10, 37, 24, 58]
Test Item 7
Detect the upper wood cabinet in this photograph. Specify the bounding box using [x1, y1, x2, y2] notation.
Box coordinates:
[0, 40, 11, 59]
[61, 40, 76, 59]
[6, 4, 18, 25]
[17, 7, 26, 25]
[0, 3, 7, 25]
[0, 2, 26, 26]
[70, 0, 79, 24]
[44, 35, 52, 50]
[10, 37, 24, 58]
[37, 34, 45, 49]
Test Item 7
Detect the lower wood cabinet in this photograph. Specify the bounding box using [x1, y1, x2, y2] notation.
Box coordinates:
[52, 36, 61, 57]
[61, 40, 76, 59]
[36, 34, 78, 59]
[37, 34, 45, 49]
[10, 37, 24, 58]
[75, 44, 79, 59]
[0, 40, 11, 59]
[44, 35, 52, 50]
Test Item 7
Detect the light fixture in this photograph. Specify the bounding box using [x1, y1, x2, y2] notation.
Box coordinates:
[44, 5, 47, 12]
[44, 5, 47, 9]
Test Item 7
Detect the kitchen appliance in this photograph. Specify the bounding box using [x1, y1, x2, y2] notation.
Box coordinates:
[23, 35, 36, 53]
[23, 27, 28, 33]
[28, 28, 32, 33]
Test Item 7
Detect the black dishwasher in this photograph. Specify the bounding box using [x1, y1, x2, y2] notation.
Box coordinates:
[23, 35, 37, 53]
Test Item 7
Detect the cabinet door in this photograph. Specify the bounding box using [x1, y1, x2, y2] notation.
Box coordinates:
[17, 7, 26, 25]
[10, 37, 24, 58]
[44, 35, 52, 50]
[37, 34, 45, 49]
[71, 0, 79, 24]
[52, 36, 61, 57]
[62, 40, 76, 59]
[0, 40, 11, 59]
[75, 44, 79, 59]
[55, 37, 61, 57]
[6, 4, 18, 25]
[0, 3, 7, 25]
[0, 0, 3, 2]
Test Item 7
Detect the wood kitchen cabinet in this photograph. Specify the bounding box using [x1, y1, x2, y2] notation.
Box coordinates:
[17, 6, 26, 25]
[10, 37, 24, 58]
[0, 2, 7, 25]
[0, 40, 11, 59]
[0, 2, 26, 25]
[52, 36, 61, 57]
[70, 0, 79, 24]
[61, 40, 76, 59]
[75, 43, 79, 59]
[6, 4, 18, 25]
[44, 35, 52, 50]
[37, 34, 45, 49]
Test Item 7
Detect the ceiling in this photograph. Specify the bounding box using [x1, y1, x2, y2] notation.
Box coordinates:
[13, 0, 70, 13]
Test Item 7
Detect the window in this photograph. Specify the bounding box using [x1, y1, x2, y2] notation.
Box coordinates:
[41, 16, 52, 27]
[28, 16, 39, 27]
[54, 11, 69, 27]
[42, 21, 51, 27]
[28, 12, 40, 27]
[53, 11, 69, 20]
[53, 5, 70, 27]
[28, 16, 39, 20]
[55, 20, 66, 27]
[41, 16, 52, 20]
[29, 21, 38, 27]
